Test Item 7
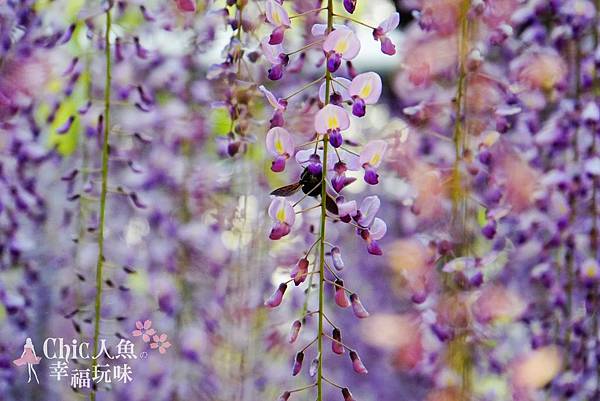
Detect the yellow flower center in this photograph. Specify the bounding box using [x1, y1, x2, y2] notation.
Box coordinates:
[276, 207, 286, 222]
[360, 82, 372, 99]
[327, 115, 339, 130]
[334, 32, 352, 54]
[275, 138, 284, 154]
[370, 153, 381, 166]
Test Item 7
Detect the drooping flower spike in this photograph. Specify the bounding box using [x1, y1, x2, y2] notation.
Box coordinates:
[265, 0, 291, 45]
[323, 27, 361, 73]
[266, 127, 295, 172]
[314, 104, 350, 148]
[359, 140, 387, 185]
[268, 197, 295, 240]
[349, 72, 382, 117]
[372, 12, 399, 55]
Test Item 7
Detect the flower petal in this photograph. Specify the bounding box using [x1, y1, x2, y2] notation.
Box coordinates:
[266, 0, 291, 27]
[315, 104, 350, 134]
[266, 127, 295, 156]
[358, 196, 381, 227]
[319, 77, 352, 103]
[268, 197, 296, 226]
[378, 12, 400, 33]
[349, 72, 382, 104]
[360, 140, 387, 168]
[370, 217, 387, 240]
[323, 27, 361, 60]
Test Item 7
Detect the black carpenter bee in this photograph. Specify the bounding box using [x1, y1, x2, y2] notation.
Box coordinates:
[270, 167, 339, 215]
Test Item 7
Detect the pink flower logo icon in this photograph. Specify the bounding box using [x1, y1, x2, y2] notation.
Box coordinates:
[150, 333, 171, 354]
[132, 320, 156, 343]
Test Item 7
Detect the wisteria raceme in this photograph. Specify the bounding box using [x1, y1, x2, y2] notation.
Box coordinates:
[0, 1, 599, 401]
[260, 1, 394, 400]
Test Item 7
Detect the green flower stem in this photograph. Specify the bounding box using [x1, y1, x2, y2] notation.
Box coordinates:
[448, 1, 473, 397]
[317, 2, 334, 401]
[564, 15, 585, 370]
[90, 7, 112, 401]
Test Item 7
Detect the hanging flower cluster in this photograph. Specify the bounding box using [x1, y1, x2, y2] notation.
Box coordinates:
[259, 1, 397, 399]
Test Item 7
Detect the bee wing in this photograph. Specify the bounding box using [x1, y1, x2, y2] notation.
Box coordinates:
[270, 182, 302, 197]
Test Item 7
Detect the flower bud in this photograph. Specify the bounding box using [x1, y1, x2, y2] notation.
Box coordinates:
[278, 391, 291, 401]
[343, 0, 357, 14]
[265, 283, 287, 308]
[292, 351, 304, 376]
[350, 293, 369, 318]
[342, 388, 356, 401]
[288, 320, 301, 343]
[309, 353, 320, 377]
[291, 258, 309, 286]
[332, 328, 345, 355]
[349, 351, 368, 374]
[331, 246, 345, 270]
[334, 279, 351, 308]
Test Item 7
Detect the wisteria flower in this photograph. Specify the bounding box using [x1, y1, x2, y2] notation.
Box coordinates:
[372, 13, 399, 55]
[268, 197, 296, 240]
[359, 140, 387, 185]
[265, 0, 291, 45]
[354, 196, 386, 255]
[261, 38, 289, 80]
[259, 85, 287, 127]
[319, 77, 352, 105]
[314, 104, 350, 148]
[132, 320, 156, 343]
[323, 27, 361, 72]
[337, 196, 358, 223]
[150, 333, 172, 354]
[266, 127, 295, 172]
[349, 72, 382, 117]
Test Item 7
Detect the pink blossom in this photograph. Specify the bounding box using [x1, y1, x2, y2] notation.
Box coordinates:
[150, 333, 172, 354]
[132, 320, 156, 343]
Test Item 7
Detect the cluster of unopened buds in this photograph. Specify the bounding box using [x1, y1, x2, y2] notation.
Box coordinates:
[258, 1, 398, 399]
